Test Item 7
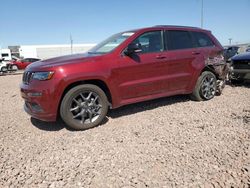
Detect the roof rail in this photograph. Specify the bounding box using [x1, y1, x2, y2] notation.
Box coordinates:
[153, 25, 201, 29]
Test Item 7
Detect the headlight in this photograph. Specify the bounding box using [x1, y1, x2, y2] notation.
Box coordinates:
[32, 71, 54, 81]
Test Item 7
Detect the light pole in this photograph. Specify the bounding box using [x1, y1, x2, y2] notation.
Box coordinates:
[229, 38, 232, 45]
[201, 0, 204, 28]
[70, 34, 73, 54]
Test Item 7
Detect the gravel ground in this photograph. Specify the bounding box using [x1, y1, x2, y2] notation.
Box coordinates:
[0, 74, 249, 188]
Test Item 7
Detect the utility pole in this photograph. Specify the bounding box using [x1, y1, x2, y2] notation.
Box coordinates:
[201, 0, 204, 28]
[229, 38, 232, 45]
[70, 34, 73, 54]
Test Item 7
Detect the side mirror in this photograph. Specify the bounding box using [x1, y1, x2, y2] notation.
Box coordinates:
[125, 43, 142, 55]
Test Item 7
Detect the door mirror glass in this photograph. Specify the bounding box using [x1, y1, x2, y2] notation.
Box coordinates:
[125, 43, 142, 55]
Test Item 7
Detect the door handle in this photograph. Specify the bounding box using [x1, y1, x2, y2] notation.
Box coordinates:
[156, 55, 167, 59]
[192, 51, 200, 55]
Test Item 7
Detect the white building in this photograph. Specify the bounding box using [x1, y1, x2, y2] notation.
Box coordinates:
[19, 44, 96, 60]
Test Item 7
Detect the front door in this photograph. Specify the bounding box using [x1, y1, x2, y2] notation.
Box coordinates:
[113, 30, 169, 104]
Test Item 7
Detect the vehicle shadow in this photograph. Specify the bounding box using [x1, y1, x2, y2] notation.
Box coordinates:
[108, 94, 190, 119]
[30, 116, 109, 131]
[30, 117, 66, 131]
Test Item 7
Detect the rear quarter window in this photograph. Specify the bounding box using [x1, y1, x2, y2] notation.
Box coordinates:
[191, 32, 214, 47]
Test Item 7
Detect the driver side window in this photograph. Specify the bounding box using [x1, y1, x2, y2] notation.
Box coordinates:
[132, 31, 163, 54]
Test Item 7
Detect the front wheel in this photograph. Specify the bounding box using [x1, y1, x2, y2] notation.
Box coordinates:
[1, 67, 7, 72]
[190, 71, 217, 101]
[60, 84, 109, 130]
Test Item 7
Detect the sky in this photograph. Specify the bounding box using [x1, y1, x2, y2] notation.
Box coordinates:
[0, 0, 249, 47]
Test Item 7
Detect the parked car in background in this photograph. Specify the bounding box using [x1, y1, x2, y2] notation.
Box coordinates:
[223, 46, 239, 62]
[246, 46, 250, 52]
[0, 58, 8, 73]
[8, 58, 41, 70]
[230, 52, 250, 84]
[21, 25, 228, 130]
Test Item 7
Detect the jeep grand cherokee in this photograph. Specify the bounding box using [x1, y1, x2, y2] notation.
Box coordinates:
[21, 25, 227, 130]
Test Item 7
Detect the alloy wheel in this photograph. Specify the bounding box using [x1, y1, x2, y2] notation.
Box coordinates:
[69, 91, 102, 125]
[200, 75, 216, 100]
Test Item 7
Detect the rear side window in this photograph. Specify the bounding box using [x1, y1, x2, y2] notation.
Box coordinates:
[192, 32, 214, 47]
[167, 30, 193, 50]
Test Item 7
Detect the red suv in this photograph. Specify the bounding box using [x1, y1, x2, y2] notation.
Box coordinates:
[20, 26, 228, 130]
[8, 58, 41, 70]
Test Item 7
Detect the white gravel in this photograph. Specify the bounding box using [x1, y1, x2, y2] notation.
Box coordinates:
[0, 74, 249, 187]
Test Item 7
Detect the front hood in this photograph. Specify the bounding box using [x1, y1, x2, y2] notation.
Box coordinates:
[27, 53, 101, 69]
[232, 52, 250, 61]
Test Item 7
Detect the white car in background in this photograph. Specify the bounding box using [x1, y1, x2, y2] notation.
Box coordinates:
[0, 49, 11, 73]
[0, 58, 8, 73]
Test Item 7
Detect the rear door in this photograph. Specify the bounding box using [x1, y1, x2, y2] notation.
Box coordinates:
[163, 30, 201, 91]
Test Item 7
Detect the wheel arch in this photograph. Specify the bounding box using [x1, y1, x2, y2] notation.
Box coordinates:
[188, 63, 218, 93]
[61, 79, 112, 105]
[200, 65, 220, 79]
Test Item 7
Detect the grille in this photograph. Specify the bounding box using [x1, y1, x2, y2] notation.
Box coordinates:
[233, 60, 250, 69]
[22, 72, 33, 85]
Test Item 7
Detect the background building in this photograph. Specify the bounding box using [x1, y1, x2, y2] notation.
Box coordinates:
[8, 44, 96, 60]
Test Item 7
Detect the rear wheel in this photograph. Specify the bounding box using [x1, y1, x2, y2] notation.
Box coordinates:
[11, 65, 18, 71]
[60, 84, 109, 130]
[190, 71, 217, 101]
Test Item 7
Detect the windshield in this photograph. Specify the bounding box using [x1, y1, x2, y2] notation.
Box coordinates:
[88, 32, 135, 54]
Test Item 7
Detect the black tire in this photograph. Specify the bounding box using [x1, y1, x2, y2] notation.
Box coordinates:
[190, 71, 217, 101]
[1, 67, 7, 72]
[60, 84, 109, 130]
